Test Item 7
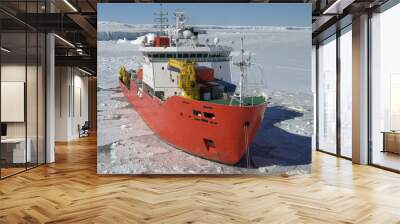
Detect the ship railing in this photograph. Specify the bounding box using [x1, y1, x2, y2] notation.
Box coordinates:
[225, 94, 266, 107]
[150, 57, 230, 63]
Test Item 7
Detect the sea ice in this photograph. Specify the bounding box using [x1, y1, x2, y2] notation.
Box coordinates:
[97, 23, 313, 175]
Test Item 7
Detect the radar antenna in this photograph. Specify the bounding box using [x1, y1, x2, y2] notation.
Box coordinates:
[173, 10, 186, 30]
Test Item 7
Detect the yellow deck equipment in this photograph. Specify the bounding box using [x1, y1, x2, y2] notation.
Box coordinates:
[119, 66, 131, 88]
[167, 59, 199, 100]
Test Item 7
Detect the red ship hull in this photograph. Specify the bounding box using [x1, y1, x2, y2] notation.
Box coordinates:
[120, 80, 267, 165]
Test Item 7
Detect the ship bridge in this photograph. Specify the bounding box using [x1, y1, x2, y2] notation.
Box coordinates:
[139, 45, 233, 62]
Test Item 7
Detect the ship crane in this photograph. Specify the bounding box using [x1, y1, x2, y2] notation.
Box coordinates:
[167, 59, 199, 100]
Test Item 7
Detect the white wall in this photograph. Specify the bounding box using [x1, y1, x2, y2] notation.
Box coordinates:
[1, 64, 26, 81]
[55, 66, 69, 141]
[1, 65, 29, 138]
[1, 65, 26, 129]
[72, 73, 89, 138]
[1, 63, 46, 164]
[1, 82, 25, 122]
[54, 67, 89, 141]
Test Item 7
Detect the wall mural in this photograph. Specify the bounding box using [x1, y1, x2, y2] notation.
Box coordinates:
[97, 3, 312, 174]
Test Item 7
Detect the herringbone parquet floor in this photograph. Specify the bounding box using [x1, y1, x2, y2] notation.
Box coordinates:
[1, 135, 400, 223]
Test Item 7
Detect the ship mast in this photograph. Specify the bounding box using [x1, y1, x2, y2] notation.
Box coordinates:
[174, 10, 186, 30]
[235, 36, 251, 106]
[154, 3, 168, 35]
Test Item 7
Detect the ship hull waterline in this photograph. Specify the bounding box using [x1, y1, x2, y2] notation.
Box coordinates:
[120, 80, 267, 165]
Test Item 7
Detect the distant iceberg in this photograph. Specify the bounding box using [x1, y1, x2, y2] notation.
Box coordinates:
[130, 33, 156, 45]
[97, 21, 311, 41]
[116, 38, 128, 44]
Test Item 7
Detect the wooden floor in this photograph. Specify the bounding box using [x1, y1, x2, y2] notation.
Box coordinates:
[373, 151, 400, 171]
[0, 167, 26, 178]
[1, 135, 400, 223]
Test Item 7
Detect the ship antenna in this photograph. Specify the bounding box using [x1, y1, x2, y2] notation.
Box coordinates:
[173, 10, 186, 30]
[234, 36, 251, 106]
[154, 3, 168, 35]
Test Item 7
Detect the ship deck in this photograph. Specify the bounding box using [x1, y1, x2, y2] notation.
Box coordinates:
[208, 96, 266, 106]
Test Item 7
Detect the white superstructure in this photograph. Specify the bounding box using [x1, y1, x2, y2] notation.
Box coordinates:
[138, 11, 233, 99]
